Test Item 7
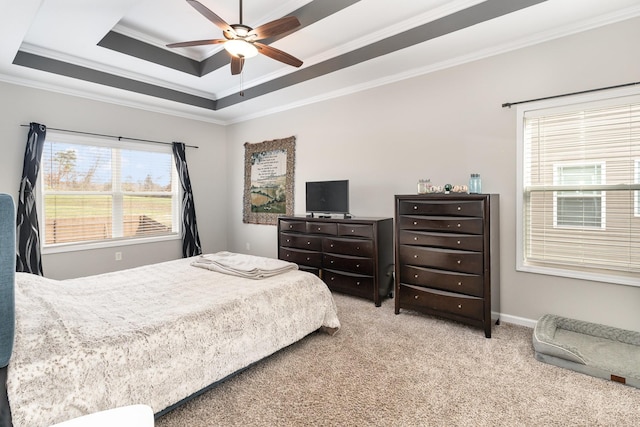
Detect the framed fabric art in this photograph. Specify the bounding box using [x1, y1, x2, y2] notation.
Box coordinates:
[243, 136, 295, 225]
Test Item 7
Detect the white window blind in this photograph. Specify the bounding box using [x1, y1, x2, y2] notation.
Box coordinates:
[40, 132, 179, 249]
[518, 93, 640, 286]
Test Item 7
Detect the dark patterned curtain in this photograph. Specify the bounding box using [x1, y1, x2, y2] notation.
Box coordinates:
[172, 142, 202, 258]
[16, 122, 46, 275]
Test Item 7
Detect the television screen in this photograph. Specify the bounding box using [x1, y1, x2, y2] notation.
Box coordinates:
[305, 180, 349, 214]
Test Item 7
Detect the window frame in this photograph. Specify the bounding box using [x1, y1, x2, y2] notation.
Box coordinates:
[37, 132, 181, 254]
[516, 85, 640, 287]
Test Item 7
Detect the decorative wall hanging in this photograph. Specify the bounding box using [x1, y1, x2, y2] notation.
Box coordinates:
[243, 136, 295, 225]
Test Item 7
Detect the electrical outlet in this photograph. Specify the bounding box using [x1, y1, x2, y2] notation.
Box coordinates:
[115, 251, 122, 261]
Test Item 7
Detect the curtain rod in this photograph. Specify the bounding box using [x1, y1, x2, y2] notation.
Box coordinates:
[501, 81, 640, 108]
[19, 124, 198, 149]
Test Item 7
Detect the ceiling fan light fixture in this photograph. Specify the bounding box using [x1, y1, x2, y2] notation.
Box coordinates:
[224, 39, 258, 58]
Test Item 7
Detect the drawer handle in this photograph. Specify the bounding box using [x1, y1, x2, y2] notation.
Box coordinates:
[286, 254, 290, 257]
[286, 239, 290, 243]
[413, 237, 418, 241]
[331, 277, 335, 281]
[317, 227, 321, 231]
[458, 281, 462, 286]
[356, 281, 361, 286]
[458, 304, 462, 309]
[413, 221, 418, 225]
[457, 206, 461, 211]
[351, 229, 355, 233]
[413, 205, 418, 210]
[457, 260, 461, 264]
[356, 264, 360, 268]
[414, 255, 418, 259]
[356, 246, 360, 250]
[306, 257, 311, 261]
[414, 295, 419, 300]
[414, 274, 419, 279]
[330, 244, 334, 248]
[331, 260, 334, 264]
[457, 223, 461, 228]
[307, 241, 311, 245]
[289, 225, 293, 229]
[457, 240, 461, 245]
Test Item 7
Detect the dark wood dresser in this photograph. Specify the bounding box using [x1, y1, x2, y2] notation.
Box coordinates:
[278, 216, 393, 306]
[394, 194, 500, 337]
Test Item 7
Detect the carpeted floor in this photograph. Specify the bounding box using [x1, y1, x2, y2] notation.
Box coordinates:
[155, 293, 640, 426]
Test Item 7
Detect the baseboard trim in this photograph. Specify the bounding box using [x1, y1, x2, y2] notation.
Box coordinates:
[499, 313, 537, 329]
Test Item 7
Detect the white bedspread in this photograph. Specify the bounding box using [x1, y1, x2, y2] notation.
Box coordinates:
[191, 251, 298, 278]
[7, 255, 340, 427]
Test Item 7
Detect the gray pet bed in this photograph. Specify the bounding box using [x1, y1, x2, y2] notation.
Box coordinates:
[533, 314, 640, 388]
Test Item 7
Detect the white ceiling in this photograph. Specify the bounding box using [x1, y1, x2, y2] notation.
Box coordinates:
[2, 0, 640, 124]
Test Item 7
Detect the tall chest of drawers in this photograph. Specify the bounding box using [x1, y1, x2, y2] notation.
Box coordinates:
[278, 216, 393, 306]
[394, 194, 499, 337]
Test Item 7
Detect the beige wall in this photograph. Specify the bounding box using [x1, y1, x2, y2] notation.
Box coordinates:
[0, 82, 228, 279]
[1, 16, 638, 331]
[225, 17, 640, 331]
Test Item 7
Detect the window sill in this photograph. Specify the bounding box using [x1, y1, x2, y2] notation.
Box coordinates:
[516, 263, 640, 288]
[42, 234, 180, 255]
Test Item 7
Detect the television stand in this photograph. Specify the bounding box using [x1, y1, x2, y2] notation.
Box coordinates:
[307, 213, 331, 218]
[307, 213, 352, 219]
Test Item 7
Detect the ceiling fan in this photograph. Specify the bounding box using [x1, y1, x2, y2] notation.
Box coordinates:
[167, 0, 303, 75]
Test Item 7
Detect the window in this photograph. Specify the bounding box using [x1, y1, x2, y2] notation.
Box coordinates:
[516, 89, 640, 287]
[553, 162, 604, 228]
[40, 132, 180, 251]
[636, 159, 640, 217]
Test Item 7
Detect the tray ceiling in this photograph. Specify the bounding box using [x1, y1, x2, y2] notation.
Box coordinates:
[2, 0, 640, 124]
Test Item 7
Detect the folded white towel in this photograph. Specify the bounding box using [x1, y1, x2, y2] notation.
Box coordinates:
[191, 252, 298, 279]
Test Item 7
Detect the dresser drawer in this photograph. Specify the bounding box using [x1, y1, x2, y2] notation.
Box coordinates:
[298, 265, 320, 276]
[398, 245, 483, 274]
[280, 233, 322, 251]
[279, 219, 306, 233]
[323, 270, 374, 299]
[398, 200, 484, 217]
[323, 253, 373, 275]
[398, 215, 483, 235]
[398, 230, 483, 251]
[337, 223, 374, 238]
[399, 265, 483, 297]
[279, 247, 322, 268]
[306, 221, 338, 235]
[398, 284, 483, 320]
[323, 237, 374, 257]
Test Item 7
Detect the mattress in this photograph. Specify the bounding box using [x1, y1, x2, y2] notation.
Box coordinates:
[6, 255, 340, 427]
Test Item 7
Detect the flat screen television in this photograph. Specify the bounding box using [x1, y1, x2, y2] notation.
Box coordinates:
[305, 180, 349, 216]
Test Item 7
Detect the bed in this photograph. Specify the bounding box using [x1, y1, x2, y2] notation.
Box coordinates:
[0, 194, 340, 427]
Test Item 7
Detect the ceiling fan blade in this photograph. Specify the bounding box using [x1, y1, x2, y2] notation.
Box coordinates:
[254, 43, 303, 68]
[166, 39, 226, 48]
[187, 0, 232, 33]
[231, 56, 245, 75]
[250, 16, 300, 40]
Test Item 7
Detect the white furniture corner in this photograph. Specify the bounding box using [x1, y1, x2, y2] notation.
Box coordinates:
[49, 405, 154, 427]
